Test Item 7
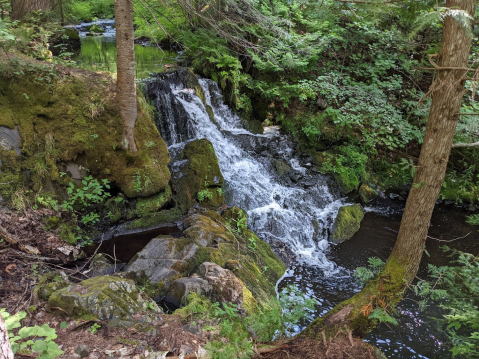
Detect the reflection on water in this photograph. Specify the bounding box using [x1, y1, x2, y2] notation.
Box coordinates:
[279, 197, 479, 359]
[73, 36, 177, 79]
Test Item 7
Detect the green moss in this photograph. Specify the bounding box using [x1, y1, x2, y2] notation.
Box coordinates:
[59, 223, 77, 245]
[126, 207, 183, 230]
[135, 186, 172, 217]
[359, 184, 377, 204]
[172, 139, 225, 212]
[331, 204, 364, 244]
[0, 71, 170, 203]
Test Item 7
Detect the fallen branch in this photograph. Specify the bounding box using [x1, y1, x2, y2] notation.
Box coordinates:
[452, 141, 479, 148]
[427, 232, 471, 242]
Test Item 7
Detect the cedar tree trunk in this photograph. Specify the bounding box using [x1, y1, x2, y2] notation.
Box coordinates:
[0, 315, 14, 359]
[11, 0, 50, 20]
[305, 0, 476, 338]
[115, 0, 138, 154]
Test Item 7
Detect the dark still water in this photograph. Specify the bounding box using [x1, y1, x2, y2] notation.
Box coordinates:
[278, 197, 479, 359]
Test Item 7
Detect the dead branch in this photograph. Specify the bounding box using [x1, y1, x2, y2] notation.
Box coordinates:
[452, 141, 479, 148]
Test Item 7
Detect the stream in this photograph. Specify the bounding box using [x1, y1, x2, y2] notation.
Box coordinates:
[69, 19, 178, 78]
[72, 23, 479, 358]
[144, 72, 479, 359]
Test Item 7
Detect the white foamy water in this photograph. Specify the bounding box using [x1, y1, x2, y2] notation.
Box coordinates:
[148, 75, 346, 271]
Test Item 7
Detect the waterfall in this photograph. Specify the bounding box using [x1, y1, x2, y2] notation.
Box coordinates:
[145, 72, 347, 273]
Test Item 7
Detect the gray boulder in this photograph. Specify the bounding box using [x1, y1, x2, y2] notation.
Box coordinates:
[47, 276, 160, 325]
[165, 276, 212, 307]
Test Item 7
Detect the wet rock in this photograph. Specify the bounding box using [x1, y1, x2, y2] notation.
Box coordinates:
[330, 204, 365, 244]
[273, 159, 291, 176]
[47, 276, 160, 325]
[359, 184, 377, 204]
[75, 344, 90, 358]
[165, 276, 212, 307]
[172, 139, 225, 212]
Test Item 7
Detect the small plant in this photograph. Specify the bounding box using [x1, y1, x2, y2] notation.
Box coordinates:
[145, 140, 154, 148]
[87, 323, 101, 335]
[133, 172, 142, 193]
[246, 237, 257, 251]
[353, 257, 385, 286]
[197, 188, 213, 202]
[217, 188, 223, 196]
[1, 309, 64, 358]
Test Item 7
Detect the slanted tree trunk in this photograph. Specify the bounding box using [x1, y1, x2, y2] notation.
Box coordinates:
[11, 0, 50, 20]
[0, 315, 14, 359]
[304, 0, 476, 339]
[115, 0, 138, 154]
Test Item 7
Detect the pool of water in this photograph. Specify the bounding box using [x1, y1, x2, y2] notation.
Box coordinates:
[279, 196, 479, 358]
[71, 20, 178, 78]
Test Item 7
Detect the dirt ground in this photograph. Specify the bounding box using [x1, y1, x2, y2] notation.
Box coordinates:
[0, 208, 377, 359]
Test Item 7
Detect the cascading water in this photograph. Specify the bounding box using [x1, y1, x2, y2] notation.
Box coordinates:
[146, 71, 347, 273]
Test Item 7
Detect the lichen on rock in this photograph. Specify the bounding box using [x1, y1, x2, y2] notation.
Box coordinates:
[47, 275, 160, 325]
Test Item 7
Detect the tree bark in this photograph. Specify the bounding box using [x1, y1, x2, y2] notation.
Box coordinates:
[387, 0, 475, 284]
[115, 0, 138, 154]
[303, 0, 476, 339]
[11, 0, 50, 20]
[0, 315, 14, 359]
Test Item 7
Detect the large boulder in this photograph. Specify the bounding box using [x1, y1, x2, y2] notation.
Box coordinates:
[197, 262, 257, 314]
[171, 139, 225, 212]
[125, 211, 285, 306]
[330, 204, 365, 244]
[125, 235, 199, 283]
[164, 276, 212, 307]
[47, 276, 160, 325]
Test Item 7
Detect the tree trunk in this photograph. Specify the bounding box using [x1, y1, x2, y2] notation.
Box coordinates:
[303, 0, 476, 339]
[11, 0, 50, 20]
[115, 0, 138, 154]
[0, 315, 14, 359]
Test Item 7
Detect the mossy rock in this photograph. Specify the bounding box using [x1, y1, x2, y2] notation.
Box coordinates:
[273, 159, 291, 176]
[359, 184, 377, 204]
[0, 72, 170, 202]
[135, 186, 173, 217]
[47, 275, 160, 325]
[311, 151, 329, 167]
[127, 212, 285, 306]
[330, 204, 365, 244]
[172, 139, 224, 212]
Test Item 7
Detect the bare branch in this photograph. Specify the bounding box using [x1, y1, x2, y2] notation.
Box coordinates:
[452, 141, 479, 148]
[333, 0, 403, 3]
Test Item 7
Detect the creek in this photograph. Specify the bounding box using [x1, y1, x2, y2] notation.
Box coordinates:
[73, 28, 479, 358]
[144, 72, 479, 359]
[69, 19, 178, 79]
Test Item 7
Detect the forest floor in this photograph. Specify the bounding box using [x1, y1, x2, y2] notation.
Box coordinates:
[0, 207, 379, 359]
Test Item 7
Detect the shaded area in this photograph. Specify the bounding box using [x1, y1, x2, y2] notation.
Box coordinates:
[280, 197, 479, 358]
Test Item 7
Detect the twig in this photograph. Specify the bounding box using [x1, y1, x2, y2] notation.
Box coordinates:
[427, 232, 471, 242]
[71, 238, 103, 276]
[69, 320, 95, 331]
[50, 306, 69, 316]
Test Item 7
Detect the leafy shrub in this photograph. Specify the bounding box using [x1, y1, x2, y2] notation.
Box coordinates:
[176, 285, 317, 358]
[411, 248, 479, 358]
[1, 309, 64, 359]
